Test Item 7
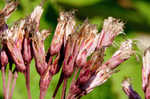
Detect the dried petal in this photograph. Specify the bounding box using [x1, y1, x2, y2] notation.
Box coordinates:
[96, 40, 133, 71]
[77, 40, 133, 96]
[97, 17, 124, 49]
[2, 2, 18, 18]
[2, 20, 25, 48]
[63, 11, 76, 46]
[50, 11, 76, 55]
[2, 20, 26, 72]
[76, 22, 99, 67]
[30, 6, 43, 30]
[0, 2, 18, 42]
[63, 33, 79, 77]
[77, 49, 105, 85]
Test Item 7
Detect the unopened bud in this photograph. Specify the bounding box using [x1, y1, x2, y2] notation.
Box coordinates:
[50, 11, 76, 55]
[122, 78, 141, 99]
[0, 50, 8, 67]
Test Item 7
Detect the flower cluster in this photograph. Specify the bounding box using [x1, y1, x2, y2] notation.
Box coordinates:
[0, 1, 140, 99]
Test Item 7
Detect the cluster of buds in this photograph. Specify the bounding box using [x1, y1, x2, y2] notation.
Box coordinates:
[67, 40, 134, 99]
[0, 1, 143, 99]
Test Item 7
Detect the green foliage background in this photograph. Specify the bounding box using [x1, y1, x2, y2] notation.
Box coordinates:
[1, 0, 150, 99]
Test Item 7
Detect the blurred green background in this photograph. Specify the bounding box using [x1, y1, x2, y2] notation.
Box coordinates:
[1, 0, 150, 99]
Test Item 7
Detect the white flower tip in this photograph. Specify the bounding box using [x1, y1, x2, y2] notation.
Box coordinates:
[59, 11, 75, 22]
[122, 78, 131, 89]
[2, 19, 25, 41]
[88, 24, 98, 35]
[103, 17, 124, 35]
[119, 40, 134, 59]
[80, 20, 98, 36]
[41, 29, 51, 39]
[32, 29, 50, 42]
[30, 6, 43, 22]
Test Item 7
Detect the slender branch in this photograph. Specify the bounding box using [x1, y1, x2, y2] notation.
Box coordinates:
[40, 73, 52, 99]
[67, 68, 79, 99]
[1, 67, 6, 99]
[24, 63, 31, 99]
[6, 69, 13, 99]
[9, 71, 18, 99]
[61, 78, 67, 99]
[71, 67, 78, 83]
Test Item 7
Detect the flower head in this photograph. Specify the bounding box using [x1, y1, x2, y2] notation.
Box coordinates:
[50, 11, 76, 55]
[2, 20, 26, 72]
[104, 40, 134, 69]
[62, 32, 79, 77]
[142, 47, 150, 91]
[76, 20, 99, 67]
[23, 6, 44, 64]
[68, 40, 134, 98]
[0, 1, 17, 35]
[97, 17, 124, 49]
[32, 30, 50, 75]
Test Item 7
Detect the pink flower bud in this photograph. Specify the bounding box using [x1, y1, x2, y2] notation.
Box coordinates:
[22, 38, 32, 63]
[32, 30, 50, 75]
[77, 49, 105, 85]
[142, 47, 150, 99]
[50, 11, 76, 55]
[101, 40, 134, 69]
[2, 20, 26, 72]
[76, 21, 99, 67]
[63, 32, 79, 77]
[122, 78, 141, 99]
[142, 47, 150, 91]
[30, 6, 43, 31]
[0, 50, 8, 67]
[97, 17, 124, 49]
[63, 11, 76, 46]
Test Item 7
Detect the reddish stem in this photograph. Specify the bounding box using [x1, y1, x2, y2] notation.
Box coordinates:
[40, 74, 52, 99]
[72, 67, 78, 83]
[6, 69, 13, 99]
[61, 78, 67, 99]
[9, 71, 18, 99]
[24, 63, 31, 99]
[1, 67, 6, 99]
[67, 68, 79, 99]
